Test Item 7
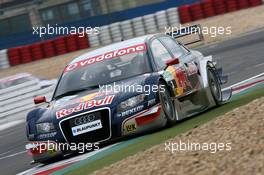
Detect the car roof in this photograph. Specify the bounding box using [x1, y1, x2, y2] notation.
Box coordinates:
[69, 34, 155, 64]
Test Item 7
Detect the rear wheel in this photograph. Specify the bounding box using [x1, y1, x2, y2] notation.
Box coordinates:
[207, 66, 222, 105]
[158, 83, 178, 125]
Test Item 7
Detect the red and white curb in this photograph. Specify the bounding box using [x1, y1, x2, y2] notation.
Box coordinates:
[225, 72, 264, 94]
[17, 144, 117, 175]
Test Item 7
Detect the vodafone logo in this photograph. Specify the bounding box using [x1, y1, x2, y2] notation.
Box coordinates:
[64, 44, 146, 72]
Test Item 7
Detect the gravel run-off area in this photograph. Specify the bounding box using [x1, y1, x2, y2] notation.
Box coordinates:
[93, 97, 264, 175]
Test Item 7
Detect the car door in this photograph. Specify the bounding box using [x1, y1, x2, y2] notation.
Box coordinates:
[158, 36, 201, 95]
[149, 38, 190, 97]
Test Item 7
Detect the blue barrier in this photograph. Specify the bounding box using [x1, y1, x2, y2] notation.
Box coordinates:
[0, 0, 201, 50]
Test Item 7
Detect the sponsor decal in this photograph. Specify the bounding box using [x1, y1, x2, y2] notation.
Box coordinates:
[166, 66, 192, 95]
[186, 62, 198, 76]
[126, 123, 137, 132]
[64, 44, 146, 72]
[79, 92, 106, 102]
[37, 132, 57, 139]
[71, 120, 102, 136]
[117, 105, 144, 117]
[56, 95, 114, 119]
[147, 99, 156, 106]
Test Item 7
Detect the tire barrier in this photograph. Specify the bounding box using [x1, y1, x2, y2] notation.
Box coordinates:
[190, 2, 205, 20]
[54, 36, 68, 55]
[88, 33, 100, 48]
[213, 0, 226, 15]
[7, 47, 21, 66]
[249, 0, 262, 6]
[121, 20, 134, 39]
[143, 14, 158, 34]
[20, 46, 33, 63]
[0, 49, 10, 69]
[166, 7, 180, 27]
[77, 33, 90, 49]
[226, 0, 238, 12]
[4, 0, 263, 67]
[132, 17, 146, 37]
[42, 40, 56, 58]
[31, 43, 44, 61]
[178, 5, 192, 23]
[202, 0, 216, 17]
[65, 34, 78, 52]
[155, 10, 169, 31]
[99, 25, 112, 45]
[110, 22, 123, 43]
[238, 0, 250, 9]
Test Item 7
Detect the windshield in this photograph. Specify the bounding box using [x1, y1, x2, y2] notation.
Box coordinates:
[53, 50, 151, 99]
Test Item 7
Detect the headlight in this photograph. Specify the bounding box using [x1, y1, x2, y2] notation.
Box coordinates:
[118, 94, 146, 111]
[36, 122, 55, 134]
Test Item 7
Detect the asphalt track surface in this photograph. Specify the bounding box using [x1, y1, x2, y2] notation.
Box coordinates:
[0, 29, 264, 175]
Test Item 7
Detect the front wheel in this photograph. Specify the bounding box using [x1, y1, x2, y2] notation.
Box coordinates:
[207, 66, 222, 105]
[158, 83, 177, 125]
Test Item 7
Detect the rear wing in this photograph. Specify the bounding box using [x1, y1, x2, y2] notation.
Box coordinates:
[166, 24, 204, 45]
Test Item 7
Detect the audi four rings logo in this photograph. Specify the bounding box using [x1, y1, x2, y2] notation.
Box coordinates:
[74, 114, 96, 125]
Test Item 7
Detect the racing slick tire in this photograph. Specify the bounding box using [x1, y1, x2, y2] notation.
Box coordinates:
[207, 66, 222, 105]
[158, 83, 177, 125]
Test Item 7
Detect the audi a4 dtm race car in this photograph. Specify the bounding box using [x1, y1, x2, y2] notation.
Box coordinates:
[26, 26, 231, 163]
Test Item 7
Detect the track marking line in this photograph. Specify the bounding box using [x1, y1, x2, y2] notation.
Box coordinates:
[0, 150, 27, 160]
[223, 72, 264, 90]
[0, 151, 10, 156]
[0, 119, 24, 132]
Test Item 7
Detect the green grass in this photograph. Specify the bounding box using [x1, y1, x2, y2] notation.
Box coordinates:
[59, 87, 264, 175]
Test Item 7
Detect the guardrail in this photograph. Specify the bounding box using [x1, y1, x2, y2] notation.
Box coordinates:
[0, 80, 56, 119]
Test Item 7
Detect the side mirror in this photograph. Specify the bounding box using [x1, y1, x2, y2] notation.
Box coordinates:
[34, 96, 47, 104]
[166, 58, 180, 66]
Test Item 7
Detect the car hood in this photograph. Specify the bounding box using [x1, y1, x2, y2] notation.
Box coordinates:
[37, 73, 153, 123]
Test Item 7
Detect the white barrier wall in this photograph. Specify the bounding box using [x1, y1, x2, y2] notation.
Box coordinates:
[0, 49, 10, 69]
[0, 80, 56, 119]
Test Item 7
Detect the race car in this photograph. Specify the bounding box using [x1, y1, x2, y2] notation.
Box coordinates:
[25, 25, 231, 163]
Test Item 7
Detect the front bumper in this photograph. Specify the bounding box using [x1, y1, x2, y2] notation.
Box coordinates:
[121, 104, 167, 135]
